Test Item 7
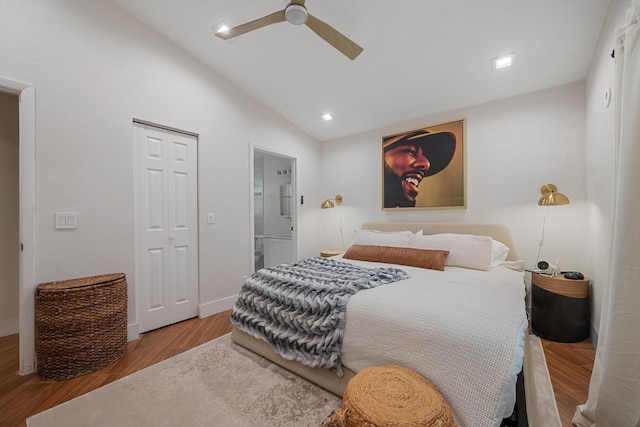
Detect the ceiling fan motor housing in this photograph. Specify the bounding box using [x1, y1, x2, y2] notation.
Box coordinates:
[285, 4, 308, 25]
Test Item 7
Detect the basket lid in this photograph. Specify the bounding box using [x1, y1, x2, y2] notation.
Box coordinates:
[37, 273, 126, 292]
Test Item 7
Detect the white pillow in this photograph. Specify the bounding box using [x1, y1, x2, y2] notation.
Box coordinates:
[410, 233, 493, 271]
[351, 229, 413, 248]
[491, 239, 511, 267]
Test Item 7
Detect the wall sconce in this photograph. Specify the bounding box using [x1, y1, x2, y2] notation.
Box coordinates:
[536, 184, 570, 267]
[321, 195, 345, 249]
[538, 184, 570, 206]
[321, 194, 343, 209]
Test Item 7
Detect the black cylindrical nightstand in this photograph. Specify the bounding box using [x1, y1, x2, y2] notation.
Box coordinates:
[531, 273, 590, 343]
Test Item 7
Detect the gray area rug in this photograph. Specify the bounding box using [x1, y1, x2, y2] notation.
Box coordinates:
[27, 334, 341, 427]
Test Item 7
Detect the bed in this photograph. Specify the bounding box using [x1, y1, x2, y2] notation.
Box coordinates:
[231, 222, 532, 426]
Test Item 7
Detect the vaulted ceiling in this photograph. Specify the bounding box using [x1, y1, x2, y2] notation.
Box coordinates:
[113, 0, 609, 141]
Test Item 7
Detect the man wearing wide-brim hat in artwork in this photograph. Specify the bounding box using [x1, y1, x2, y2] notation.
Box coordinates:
[383, 129, 456, 208]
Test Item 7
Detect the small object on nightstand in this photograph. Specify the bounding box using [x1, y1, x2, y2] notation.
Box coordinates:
[531, 272, 590, 343]
[320, 249, 344, 258]
[563, 271, 584, 280]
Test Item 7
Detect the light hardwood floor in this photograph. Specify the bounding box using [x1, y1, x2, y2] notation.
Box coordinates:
[0, 310, 593, 427]
[541, 338, 596, 427]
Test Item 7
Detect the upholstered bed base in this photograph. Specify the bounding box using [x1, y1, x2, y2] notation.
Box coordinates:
[231, 327, 356, 395]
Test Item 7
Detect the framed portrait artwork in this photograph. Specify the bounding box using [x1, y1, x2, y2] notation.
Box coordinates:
[382, 119, 465, 210]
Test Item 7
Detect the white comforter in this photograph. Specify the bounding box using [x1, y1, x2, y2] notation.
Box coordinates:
[337, 256, 528, 427]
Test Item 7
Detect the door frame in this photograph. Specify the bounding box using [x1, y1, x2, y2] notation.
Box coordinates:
[0, 76, 36, 375]
[249, 144, 298, 273]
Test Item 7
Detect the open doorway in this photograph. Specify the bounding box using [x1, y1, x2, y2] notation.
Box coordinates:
[0, 76, 36, 375]
[251, 145, 297, 272]
[0, 92, 19, 342]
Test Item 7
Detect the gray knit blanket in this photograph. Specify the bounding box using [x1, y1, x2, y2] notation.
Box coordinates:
[230, 257, 409, 376]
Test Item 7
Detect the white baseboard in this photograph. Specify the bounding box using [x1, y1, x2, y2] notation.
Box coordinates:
[199, 295, 237, 318]
[128, 323, 140, 342]
[0, 317, 19, 338]
[127, 295, 236, 342]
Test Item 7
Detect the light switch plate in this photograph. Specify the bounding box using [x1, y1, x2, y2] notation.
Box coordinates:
[55, 212, 78, 229]
[207, 213, 215, 224]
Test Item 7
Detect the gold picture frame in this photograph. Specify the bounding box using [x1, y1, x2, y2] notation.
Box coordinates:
[382, 119, 466, 210]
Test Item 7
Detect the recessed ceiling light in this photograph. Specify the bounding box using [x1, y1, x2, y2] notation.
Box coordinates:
[491, 53, 515, 71]
[320, 113, 333, 121]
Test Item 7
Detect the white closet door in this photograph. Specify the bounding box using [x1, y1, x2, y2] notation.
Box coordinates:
[134, 124, 198, 333]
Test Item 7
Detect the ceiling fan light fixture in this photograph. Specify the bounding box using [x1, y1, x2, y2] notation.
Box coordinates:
[285, 4, 308, 25]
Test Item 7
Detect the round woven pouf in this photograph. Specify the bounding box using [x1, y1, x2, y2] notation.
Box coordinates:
[332, 365, 457, 427]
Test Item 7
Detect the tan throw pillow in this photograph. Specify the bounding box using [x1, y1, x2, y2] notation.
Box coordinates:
[343, 245, 449, 271]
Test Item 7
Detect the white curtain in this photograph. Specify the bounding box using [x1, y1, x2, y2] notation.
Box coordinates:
[573, 1, 640, 426]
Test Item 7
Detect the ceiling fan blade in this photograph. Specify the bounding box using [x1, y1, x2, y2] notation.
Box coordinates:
[305, 14, 363, 60]
[215, 10, 286, 40]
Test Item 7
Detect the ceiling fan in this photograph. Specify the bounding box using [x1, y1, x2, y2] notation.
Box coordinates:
[214, 0, 363, 60]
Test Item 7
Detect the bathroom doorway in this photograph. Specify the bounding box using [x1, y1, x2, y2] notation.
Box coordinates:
[251, 146, 297, 272]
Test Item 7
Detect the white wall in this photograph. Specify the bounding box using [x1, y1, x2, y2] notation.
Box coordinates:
[584, 0, 630, 344]
[0, 0, 323, 343]
[0, 92, 19, 337]
[321, 81, 590, 280]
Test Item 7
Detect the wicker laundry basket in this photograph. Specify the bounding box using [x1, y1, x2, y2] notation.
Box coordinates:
[35, 273, 128, 381]
[332, 364, 458, 427]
